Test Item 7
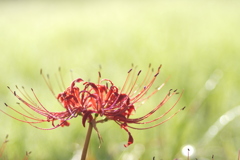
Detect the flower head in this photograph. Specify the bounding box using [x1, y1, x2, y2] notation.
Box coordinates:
[1, 64, 184, 147]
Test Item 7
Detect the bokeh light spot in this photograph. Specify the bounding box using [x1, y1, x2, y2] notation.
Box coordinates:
[181, 145, 195, 157]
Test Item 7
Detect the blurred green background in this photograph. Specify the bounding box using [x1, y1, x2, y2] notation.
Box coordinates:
[1, 0, 240, 159]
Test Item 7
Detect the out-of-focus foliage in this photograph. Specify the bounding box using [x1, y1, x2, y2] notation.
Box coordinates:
[0, 0, 240, 159]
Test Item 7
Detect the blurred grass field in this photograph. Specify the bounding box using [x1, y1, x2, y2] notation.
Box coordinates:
[1, 0, 240, 159]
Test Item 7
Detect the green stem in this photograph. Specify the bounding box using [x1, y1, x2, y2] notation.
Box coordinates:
[81, 122, 93, 160]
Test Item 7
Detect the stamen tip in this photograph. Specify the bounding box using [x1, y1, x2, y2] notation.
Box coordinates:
[26, 151, 32, 155]
[157, 64, 162, 73]
[128, 69, 132, 73]
[182, 106, 186, 110]
[137, 70, 142, 76]
[4, 103, 8, 106]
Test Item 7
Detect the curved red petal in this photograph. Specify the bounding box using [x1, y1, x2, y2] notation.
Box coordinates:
[82, 111, 93, 127]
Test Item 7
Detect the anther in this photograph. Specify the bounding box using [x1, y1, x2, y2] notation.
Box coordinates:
[40, 69, 42, 74]
[98, 71, 101, 78]
[137, 70, 142, 76]
[149, 63, 151, 68]
[158, 64, 162, 71]
[14, 91, 16, 96]
[128, 69, 132, 73]
[182, 106, 186, 110]
[4, 103, 8, 107]
[26, 151, 32, 155]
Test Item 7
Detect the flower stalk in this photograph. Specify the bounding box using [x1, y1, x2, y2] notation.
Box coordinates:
[81, 122, 93, 160]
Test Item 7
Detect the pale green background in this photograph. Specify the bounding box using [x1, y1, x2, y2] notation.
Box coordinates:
[0, 0, 240, 159]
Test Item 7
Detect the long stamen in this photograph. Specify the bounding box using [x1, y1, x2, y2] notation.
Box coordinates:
[129, 90, 183, 123]
[12, 86, 36, 106]
[40, 69, 56, 96]
[125, 64, 138, 93]
[1, 104, 45, 123]
[127, 106, 185, 130]
[135, 63, 152, 93]
[130, 71, 159, 104]
[98, 71, 101, 85]
[58, 67, 66, 90]
[120, 69, 133, 94]
[98, 65, 102, 85]
[127, 70, 141, 96]
[17, 102, 42, 119]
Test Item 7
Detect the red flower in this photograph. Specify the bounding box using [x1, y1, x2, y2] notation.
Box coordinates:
[1, 65, 184, 147]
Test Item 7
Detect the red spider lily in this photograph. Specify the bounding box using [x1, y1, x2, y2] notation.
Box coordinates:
[1, 65, 184, 147]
